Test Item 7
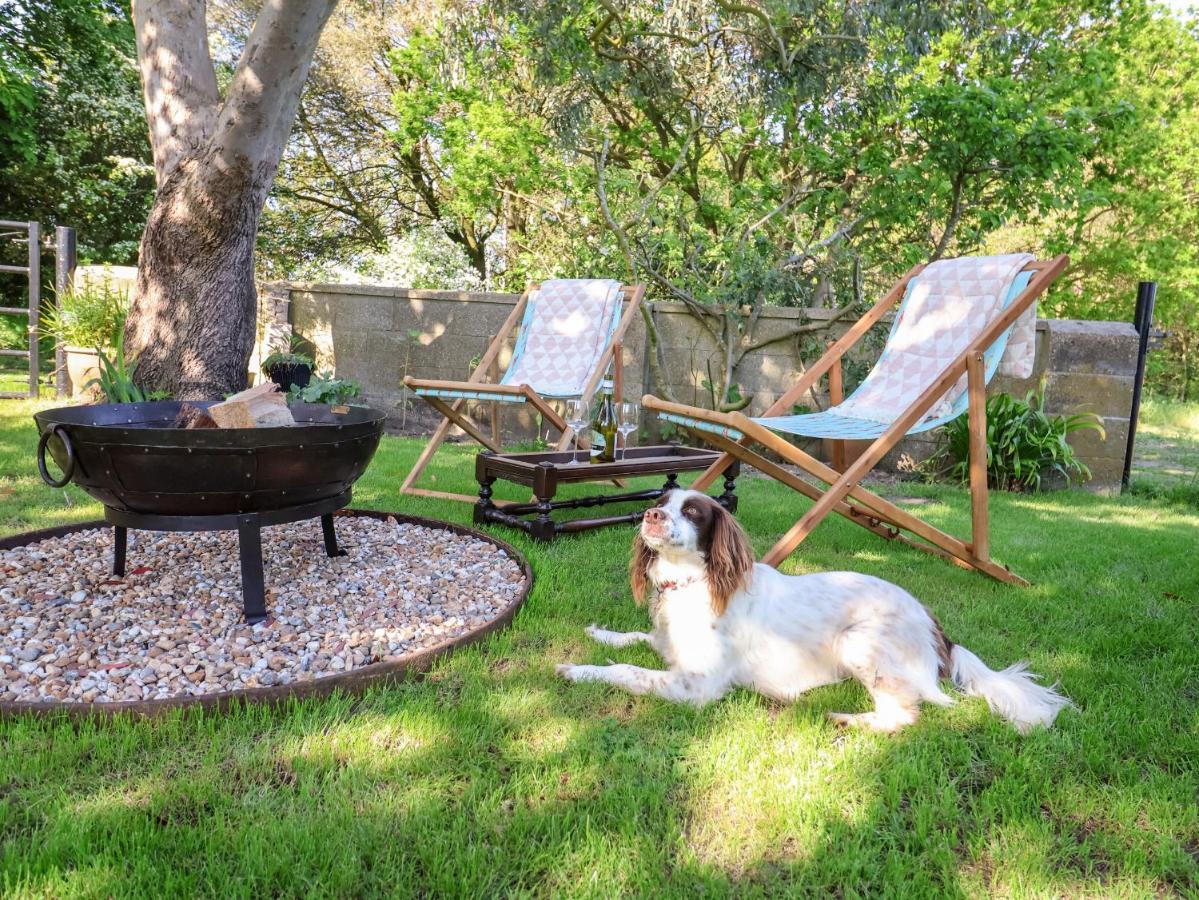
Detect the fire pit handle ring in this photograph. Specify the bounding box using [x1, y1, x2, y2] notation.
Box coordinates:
[37, 425, 76, 488]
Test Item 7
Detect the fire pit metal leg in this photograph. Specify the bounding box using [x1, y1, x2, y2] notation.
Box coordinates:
[321, 513, 346, 558]
[237, 515, 267, 623]
[112, 525, 127, 577]
[102, 492, 352, 625]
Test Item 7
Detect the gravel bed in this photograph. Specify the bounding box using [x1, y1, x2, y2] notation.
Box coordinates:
[0, 516, 527, 705]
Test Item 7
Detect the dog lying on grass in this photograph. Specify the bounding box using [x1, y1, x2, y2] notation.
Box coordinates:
[557, 490, 1071, 732]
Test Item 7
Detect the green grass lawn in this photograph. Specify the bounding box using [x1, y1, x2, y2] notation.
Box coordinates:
[1130, 397, 1199, 506]
[1, 399, 1197, 897]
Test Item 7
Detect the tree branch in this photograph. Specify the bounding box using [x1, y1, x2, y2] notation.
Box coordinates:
[595, 136, 640, 282]
[132, 0, 221, 184]
[931, 171, 966, 261]
[208, 0, 339, 199]
[780, 217, 862, 269]
[739, 304, 858, 355]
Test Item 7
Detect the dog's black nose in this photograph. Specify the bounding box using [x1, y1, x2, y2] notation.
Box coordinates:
[644, 507, 667, 524]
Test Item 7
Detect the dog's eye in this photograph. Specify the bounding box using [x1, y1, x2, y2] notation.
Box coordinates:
[682, 505, 700, 519]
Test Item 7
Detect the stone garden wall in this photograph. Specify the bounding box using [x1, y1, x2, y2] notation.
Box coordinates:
[258, 282, 1138, 492]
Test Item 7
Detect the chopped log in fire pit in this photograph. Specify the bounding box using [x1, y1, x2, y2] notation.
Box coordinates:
[34, 400, 385, 623]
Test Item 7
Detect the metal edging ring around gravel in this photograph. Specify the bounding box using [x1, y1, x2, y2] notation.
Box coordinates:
[37, 425, 76, 489]
[0, 510, 534, 720]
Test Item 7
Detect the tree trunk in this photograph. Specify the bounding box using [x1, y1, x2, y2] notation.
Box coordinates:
[128, 0, 338, 399]
[129, 155, 262, 397]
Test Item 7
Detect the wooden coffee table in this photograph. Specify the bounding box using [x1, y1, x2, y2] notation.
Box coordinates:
[473, 444, 739, 542]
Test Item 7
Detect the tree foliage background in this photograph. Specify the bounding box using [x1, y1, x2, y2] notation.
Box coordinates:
[0, 0, 153, 264]
[258, 0, 1198, 401]
[1, 0, 1195, 398]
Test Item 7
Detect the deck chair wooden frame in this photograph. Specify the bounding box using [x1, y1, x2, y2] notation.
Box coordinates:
[402, 282, 646, 503]
[642, 255, 1069, 586]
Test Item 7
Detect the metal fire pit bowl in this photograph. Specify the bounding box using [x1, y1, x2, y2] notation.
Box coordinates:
[33, 401, 386, 622]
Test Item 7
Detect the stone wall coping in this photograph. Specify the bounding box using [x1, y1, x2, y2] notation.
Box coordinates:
[1044, 318, 1139, 338]
[277, 282, 520, 304]
[271, 282, 1086, 330]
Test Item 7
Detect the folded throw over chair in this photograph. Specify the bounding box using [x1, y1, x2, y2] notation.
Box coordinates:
[402, 279, 646, 502]
[643, 254, 1069, 585]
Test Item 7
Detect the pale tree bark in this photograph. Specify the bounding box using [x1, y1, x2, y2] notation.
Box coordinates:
[128, 0, 338, 399]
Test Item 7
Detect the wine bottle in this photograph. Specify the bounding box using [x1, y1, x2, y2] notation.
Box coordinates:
[589, 380, 618, 463]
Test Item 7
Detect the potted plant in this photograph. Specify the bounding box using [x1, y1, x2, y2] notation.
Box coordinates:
[40, 275, 130, 398]
[292, 372, 361, 407]
[261, 343, 315, 392]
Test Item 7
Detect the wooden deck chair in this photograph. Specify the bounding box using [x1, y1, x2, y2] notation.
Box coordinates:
[402, 280, 646, 502]
[643, 254, 1069, 585]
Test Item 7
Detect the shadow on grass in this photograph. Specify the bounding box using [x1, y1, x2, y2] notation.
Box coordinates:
[3, 632, 1197, 897]
[1, 431, 1197, 895]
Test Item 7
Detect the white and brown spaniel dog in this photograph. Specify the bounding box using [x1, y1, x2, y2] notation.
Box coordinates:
[558, 490, 1070, 732]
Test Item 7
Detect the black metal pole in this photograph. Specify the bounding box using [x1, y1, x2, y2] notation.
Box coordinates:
[26, 221, 39, 398]
[1121, 281, 1156, 491]
[54, 226, 76, 399]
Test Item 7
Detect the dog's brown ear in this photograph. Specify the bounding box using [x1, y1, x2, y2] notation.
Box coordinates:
[705, 503, 754, 616]
[629, 532, 658, 606]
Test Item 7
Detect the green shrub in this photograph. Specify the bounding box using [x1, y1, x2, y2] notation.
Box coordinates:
[931, 387, 1104, 491]
[261, 350, 314, 373]
[291, 372, 361, 406]
[40, 277, 130, 350]
[84, 329, 169, 403]
[262, 336, 315, 373]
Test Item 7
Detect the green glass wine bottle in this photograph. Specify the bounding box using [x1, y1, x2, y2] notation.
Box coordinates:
[589, 380, 618, 463]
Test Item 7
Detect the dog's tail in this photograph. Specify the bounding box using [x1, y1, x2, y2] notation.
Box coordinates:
[948, 644, 1073, 732]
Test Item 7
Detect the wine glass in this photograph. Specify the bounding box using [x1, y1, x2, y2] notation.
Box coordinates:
[617, 401, 639, 460]
[564, 399, 590, 464]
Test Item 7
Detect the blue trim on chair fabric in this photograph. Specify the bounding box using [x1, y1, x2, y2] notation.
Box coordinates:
[656, 412, 744, 441]
[413, 388, 531, 404]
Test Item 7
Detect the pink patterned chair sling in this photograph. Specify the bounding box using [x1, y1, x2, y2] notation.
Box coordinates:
[500, 279, 624, 398]
[642, 252, 1068, 585]
[413, 280, 624, 403]
[401, 279, 644, 502]
[658, 254, 1038, 442]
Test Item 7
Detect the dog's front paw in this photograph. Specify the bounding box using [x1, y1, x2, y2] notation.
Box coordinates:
[584, 624, 604, 641]
[557, 663, 599, 683]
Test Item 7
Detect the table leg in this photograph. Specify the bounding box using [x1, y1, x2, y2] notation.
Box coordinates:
[474, 474, 497, 526]
[530, 493, 556, 542]
[719, 469, 739, 513]
[663, 473, 680, 493]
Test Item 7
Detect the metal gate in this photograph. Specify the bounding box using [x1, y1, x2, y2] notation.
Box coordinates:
[0, 219, 39, 398]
